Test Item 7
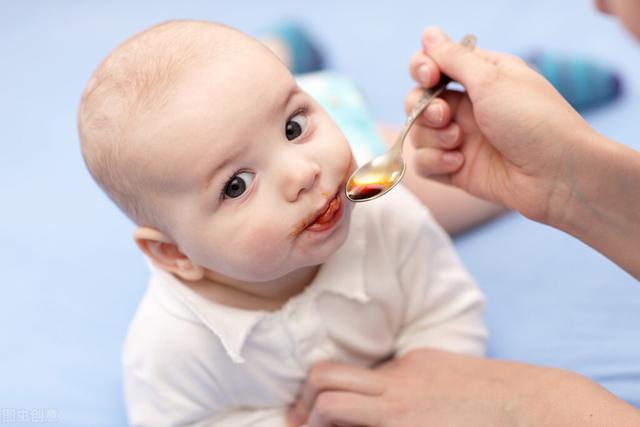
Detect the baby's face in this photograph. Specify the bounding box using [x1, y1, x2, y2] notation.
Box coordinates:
[139, 39, 355, 283]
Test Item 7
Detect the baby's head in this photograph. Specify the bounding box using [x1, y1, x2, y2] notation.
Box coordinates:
[78, 20, 355, 288]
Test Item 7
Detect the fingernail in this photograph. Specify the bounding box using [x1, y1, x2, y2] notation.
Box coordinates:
[424, 27, 444, 45]
[443, 151, 463, 165]
[425, 104, 443, 123]
[418, 64, 430, 85]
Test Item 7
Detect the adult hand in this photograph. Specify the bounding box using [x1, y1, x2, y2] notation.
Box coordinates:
[287, 349, 640, 427]
[407, 27, 640, 279]
[406, 27, 599, 225]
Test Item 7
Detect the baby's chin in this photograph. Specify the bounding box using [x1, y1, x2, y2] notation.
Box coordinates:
[240, 237, 353, 284]
[298, 203, 353, 263]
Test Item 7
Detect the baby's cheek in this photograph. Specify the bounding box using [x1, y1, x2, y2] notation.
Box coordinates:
[335, 133, 354, 175]
[234, 223, 290, 269]
[247, 226, 283, 253]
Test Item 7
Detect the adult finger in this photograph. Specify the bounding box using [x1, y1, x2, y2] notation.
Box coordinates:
[404, 89, 451, 129]
[306, 392, 383, 427]
[413, 146, 464, 180]
[473, 47, 512, 65]
[421, 27, 498, 92]
[412, 47, 508, 94]
[405, 89, 466, 129]
[409, 50, 442, 88]
[294, 361, 384, 425]
[410, 121, 464, 150]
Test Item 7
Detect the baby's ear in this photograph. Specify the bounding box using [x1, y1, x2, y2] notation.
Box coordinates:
[133, 227, 205, 282]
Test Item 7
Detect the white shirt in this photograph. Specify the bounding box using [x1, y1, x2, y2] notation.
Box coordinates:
[123, 187, 487, 426]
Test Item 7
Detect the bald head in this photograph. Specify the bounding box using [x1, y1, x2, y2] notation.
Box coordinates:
[78, 20, 254, 227]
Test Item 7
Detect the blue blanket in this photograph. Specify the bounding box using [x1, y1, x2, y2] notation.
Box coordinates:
[1, 1, 638, 425]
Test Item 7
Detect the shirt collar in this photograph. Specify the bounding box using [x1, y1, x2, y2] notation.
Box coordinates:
[148, 264, 265, 364]
[146, 205, 369, 364]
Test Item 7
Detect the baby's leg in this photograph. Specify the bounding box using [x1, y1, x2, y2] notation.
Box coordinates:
[378, 124, 506, 236]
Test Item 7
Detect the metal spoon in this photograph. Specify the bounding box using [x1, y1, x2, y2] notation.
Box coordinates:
[345, 34, 477, 202]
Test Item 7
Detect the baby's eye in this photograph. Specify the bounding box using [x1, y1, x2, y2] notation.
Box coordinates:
[285, 112, 309, 141]
[222, 171, 255, 199]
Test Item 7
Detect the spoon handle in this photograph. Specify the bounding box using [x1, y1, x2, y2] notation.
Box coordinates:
[393, 34, 477, 154]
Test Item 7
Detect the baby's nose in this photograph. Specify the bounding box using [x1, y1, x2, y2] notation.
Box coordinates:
[281, 158, 321, 202]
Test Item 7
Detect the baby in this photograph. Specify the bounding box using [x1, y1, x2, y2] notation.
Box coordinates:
[78, 20, 486, 426]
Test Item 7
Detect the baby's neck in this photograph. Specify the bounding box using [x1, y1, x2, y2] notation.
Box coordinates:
[183, 265, 320, 312]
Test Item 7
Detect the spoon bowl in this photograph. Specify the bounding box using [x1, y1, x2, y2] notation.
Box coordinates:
[345, 146, 406, 201]
[345, 34, 477, 202]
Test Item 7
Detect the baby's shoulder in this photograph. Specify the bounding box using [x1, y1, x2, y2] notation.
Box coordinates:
[122, 288, 224, 369]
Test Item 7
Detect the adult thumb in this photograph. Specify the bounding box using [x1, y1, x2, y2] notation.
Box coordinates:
[422, 27, 495, 93]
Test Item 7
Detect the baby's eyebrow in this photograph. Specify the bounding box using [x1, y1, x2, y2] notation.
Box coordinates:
[203, 150, 240, 192]
[272, 85, 301, 118]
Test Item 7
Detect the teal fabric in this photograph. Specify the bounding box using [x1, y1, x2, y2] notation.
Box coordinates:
[528, 54, 622, 111]
[297, 71, 387, 163]
[262, 22, 325, 74]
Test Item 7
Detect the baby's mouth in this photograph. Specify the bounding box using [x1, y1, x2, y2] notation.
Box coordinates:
[289, 159, 353, 238]
[307, 193, 341, 229]
[290, 190, 343, 237]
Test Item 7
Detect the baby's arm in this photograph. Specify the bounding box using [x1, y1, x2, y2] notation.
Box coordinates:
[125, 346, 226, 426]
[127, 363, 289, 427]
[393, 198, 487, 357]
[125, 349, 292, 427]
[123, 303, 291, 426]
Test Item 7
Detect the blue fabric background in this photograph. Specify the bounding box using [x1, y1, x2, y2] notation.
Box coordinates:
[1, 1, 639, 425]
